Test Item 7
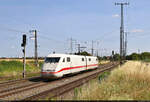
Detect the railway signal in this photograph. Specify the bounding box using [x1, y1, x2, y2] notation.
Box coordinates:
[112, 50, 115, 62]
[21, 34, 27, 78]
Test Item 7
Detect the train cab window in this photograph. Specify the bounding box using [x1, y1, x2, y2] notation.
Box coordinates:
[82, 58, 84, 61]
[89, 58, 91, 61]
[45, 57, 60, 63]
[62, 58, 65, 62]
[67, 57, 70, 62]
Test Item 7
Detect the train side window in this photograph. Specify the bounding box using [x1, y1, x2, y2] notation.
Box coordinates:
[67, 57, 70, 62]
[63, 58, 65, 62]
[96, 58, 98, 61]
[89, 58, 91, 61]
[82, 58, 84, 61]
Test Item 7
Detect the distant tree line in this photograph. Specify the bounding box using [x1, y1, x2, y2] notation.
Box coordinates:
[97, 52, 150, 61]
[126, 52, 150, 61]
[76, 51, 150, 61]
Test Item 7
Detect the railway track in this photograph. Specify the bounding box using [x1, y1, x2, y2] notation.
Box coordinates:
[24, 62, 119, 100]
[0, 62, 120, 101]
[0, 76, 41, 86]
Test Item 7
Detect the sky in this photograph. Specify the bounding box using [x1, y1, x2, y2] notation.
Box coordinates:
[0, 0, 150, 57]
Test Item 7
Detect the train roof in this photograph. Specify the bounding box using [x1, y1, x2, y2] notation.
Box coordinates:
[46, 53, 97, 58]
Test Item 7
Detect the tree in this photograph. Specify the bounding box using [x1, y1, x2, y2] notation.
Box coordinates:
[141, 52, 150, 60]
[131, 53, 140, 60]
[126, 53, 140, 60]
[75, 51, 92, 56]
[113, 53, 120, 61]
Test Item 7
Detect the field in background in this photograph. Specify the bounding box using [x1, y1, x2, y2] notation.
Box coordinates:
[0, 59, 44, 81]
[73, 61, 150, 100]
[0, 58, 44, 62]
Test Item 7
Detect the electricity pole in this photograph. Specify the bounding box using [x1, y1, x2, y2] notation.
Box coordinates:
[96, 41, 99, 57]
[96, 50, 98, 57]
[91, 40, 94, 55]
[76, 43, 86, 55]
[70, 37, 76, 55]
[77, 44, 80, 54]
[70, 37, 73, 54]
[35, 30, 39, 67]
[124, 32, 128, 57]
[30, 30, 39, 67]
[122, 30, 125, 58]
[115, 2, 129, 63]
[91, 40, 98, 56]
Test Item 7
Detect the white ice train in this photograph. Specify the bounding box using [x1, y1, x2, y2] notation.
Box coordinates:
[41, 54, 99, 79]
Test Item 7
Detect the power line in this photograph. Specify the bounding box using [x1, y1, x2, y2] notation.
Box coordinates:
[0, 26, 67, 45]
[95, 30, 119, 42]
[0, 26, 29, 34]
[37, 31, 67, 44]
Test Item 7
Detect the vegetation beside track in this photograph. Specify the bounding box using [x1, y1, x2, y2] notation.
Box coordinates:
[73, 61, 150, 100]
[0, 58, 108, 82]
[0, 60, 43, 81]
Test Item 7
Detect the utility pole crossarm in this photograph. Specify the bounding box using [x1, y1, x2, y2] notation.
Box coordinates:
[115, 2, 129, 5]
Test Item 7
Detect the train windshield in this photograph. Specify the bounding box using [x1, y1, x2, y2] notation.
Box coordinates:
[45, 57, 60, 63]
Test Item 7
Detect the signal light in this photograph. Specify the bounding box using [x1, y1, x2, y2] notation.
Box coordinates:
[21, 34, 26, 47]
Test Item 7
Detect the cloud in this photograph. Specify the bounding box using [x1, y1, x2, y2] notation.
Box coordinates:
[112, 14, 120, 18]
[131, 29, 144, 33]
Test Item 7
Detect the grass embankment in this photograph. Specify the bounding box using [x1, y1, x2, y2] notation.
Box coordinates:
[73, 61, 150, 100]
[0, 60, 43, 80]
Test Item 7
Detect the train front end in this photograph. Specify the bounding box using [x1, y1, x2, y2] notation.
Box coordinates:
[41, 55, 62, 79]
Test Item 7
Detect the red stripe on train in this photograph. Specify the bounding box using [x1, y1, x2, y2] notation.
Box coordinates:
[41, 64, 98, 74]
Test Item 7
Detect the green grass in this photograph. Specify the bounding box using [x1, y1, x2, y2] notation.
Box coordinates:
[0, 60, 43, 78]
[98, 71, 110, 82]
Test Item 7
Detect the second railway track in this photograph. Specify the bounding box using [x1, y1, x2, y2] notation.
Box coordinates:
[0, 62, 120, 101]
